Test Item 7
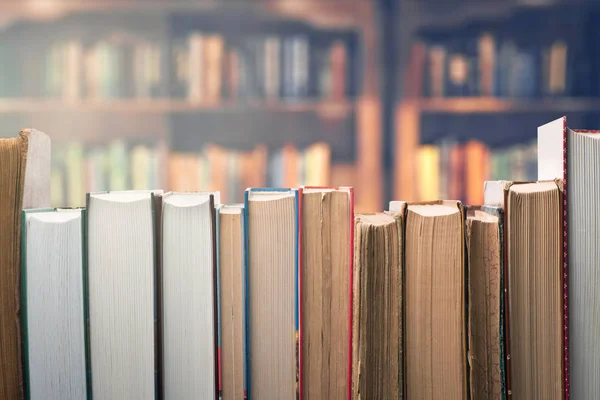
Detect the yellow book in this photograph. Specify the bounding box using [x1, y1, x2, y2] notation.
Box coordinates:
[66, 142, 85, 207]
[130, 145, 151, 191]
[417, 145, 440, 201]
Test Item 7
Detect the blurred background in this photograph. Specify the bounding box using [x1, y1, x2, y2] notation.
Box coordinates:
[0, 0, 596, 211]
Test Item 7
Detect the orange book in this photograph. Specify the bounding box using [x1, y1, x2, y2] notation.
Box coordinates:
[206, 144, 229, 202]
[204, 35, 224, 103]
[227, 50, 240, 100]
[405, 42, 427, 98]
[464, 140, 490, 205]
[330, 41, 347, 100]
[282, 143, 299, 188]
[448, 144, 464, 201]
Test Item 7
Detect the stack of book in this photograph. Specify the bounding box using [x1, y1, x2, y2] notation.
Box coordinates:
[2, 115, 600, 399]
[171, 33, 351, 102]
[409, 9, 595, 99]
[13, 30, 353, 102]
[416, 139, 537, 204]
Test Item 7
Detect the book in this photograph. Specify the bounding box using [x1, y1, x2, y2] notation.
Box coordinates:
[417, 145, 440, 200]
[466, 206, 506, 399]
[264, 36, 281, 100]
[188, 33, 205, 103]
[244, 189, 299, 399]
[301, 187, 353, 399]
[415, 140, 537, 203]
[404, 201, 467, 398]
[161, 192, 218, 399]
[507, 181, 563, 399]
[21, 208, 89, 400]
[485, 180, 564, 399]
[86, 190, 161, 399]
[0, 129, 50, 400]
[352, 210, 403, 399]
[218, 204, 247, 400]
[538, 116, 600, 398]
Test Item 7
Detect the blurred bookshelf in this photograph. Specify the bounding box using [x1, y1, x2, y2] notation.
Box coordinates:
[395, 0, 600, 204]
[0, 0, 382, 211]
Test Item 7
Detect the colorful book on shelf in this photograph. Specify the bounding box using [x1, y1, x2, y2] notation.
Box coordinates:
[21, 208, 89, 400]
[0, 129, 50, 400]
[244, 188, 300, 400]
[484, 180, 564, 400]
[217, 204, 248, 400]
[301, 187, 353, 400]
[352, 207, 403, 399]
[86, 190, 162, 399]
[161, 192, 218, 399]
[538, 116, 600, 399]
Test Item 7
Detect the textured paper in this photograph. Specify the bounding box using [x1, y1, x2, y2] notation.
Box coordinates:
[302, 189, 351, 399]
[352, 212, 403, 399]
[404, 202, 466, 399]
[506, 182, 562, 399]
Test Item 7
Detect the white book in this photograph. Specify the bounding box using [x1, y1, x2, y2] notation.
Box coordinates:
[161, 192, 217, 399]
[22, 208, 87, 400]
[87, 191, 161, 399]
[539, 117, 600, 399]
[188, 33, 204, 103]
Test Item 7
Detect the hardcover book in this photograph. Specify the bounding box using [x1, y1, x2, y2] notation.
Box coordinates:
[21, 208, 89, 400]
[0, 129, 50, 400]
[402, 200, 467, 399]
[538, 116, 600, 399]
[301, 187, 353, 400]
[485, 180, 564, 399]
[244, 188, 300, 400]
[161, 192, 218, 399]
[86, 190, 162, 400]
[352, 208, 403, 399]
[217, 204, 247, 400]
[466, 205, 506, 399]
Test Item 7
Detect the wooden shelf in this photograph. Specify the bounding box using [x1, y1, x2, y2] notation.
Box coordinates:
[0, 98, 353, 117]
[413, 97, 600, 114]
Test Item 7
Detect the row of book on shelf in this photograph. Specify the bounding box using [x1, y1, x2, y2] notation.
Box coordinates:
[51, 141, 330, 207]
[407, 9, 596, 99]
[2, 115, 600, 399]
[416, 139, 537, 205]
[2, 31, 352, 101]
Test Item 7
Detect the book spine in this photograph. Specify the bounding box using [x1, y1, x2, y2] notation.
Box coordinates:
[346, 188, 354, 400]
[561, 120, 570, 400]
[151, 193, 163, 400]
[243, 190, 251, 400]
[216, 206, 223, 400]
[295, 189, 302, 400]
[265, 37, 281, 100]
[20, 210, 30, 400]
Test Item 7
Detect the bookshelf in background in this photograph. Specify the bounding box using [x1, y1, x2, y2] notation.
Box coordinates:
[0, 1, 382, 211]
[395, 4, 600, 203]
